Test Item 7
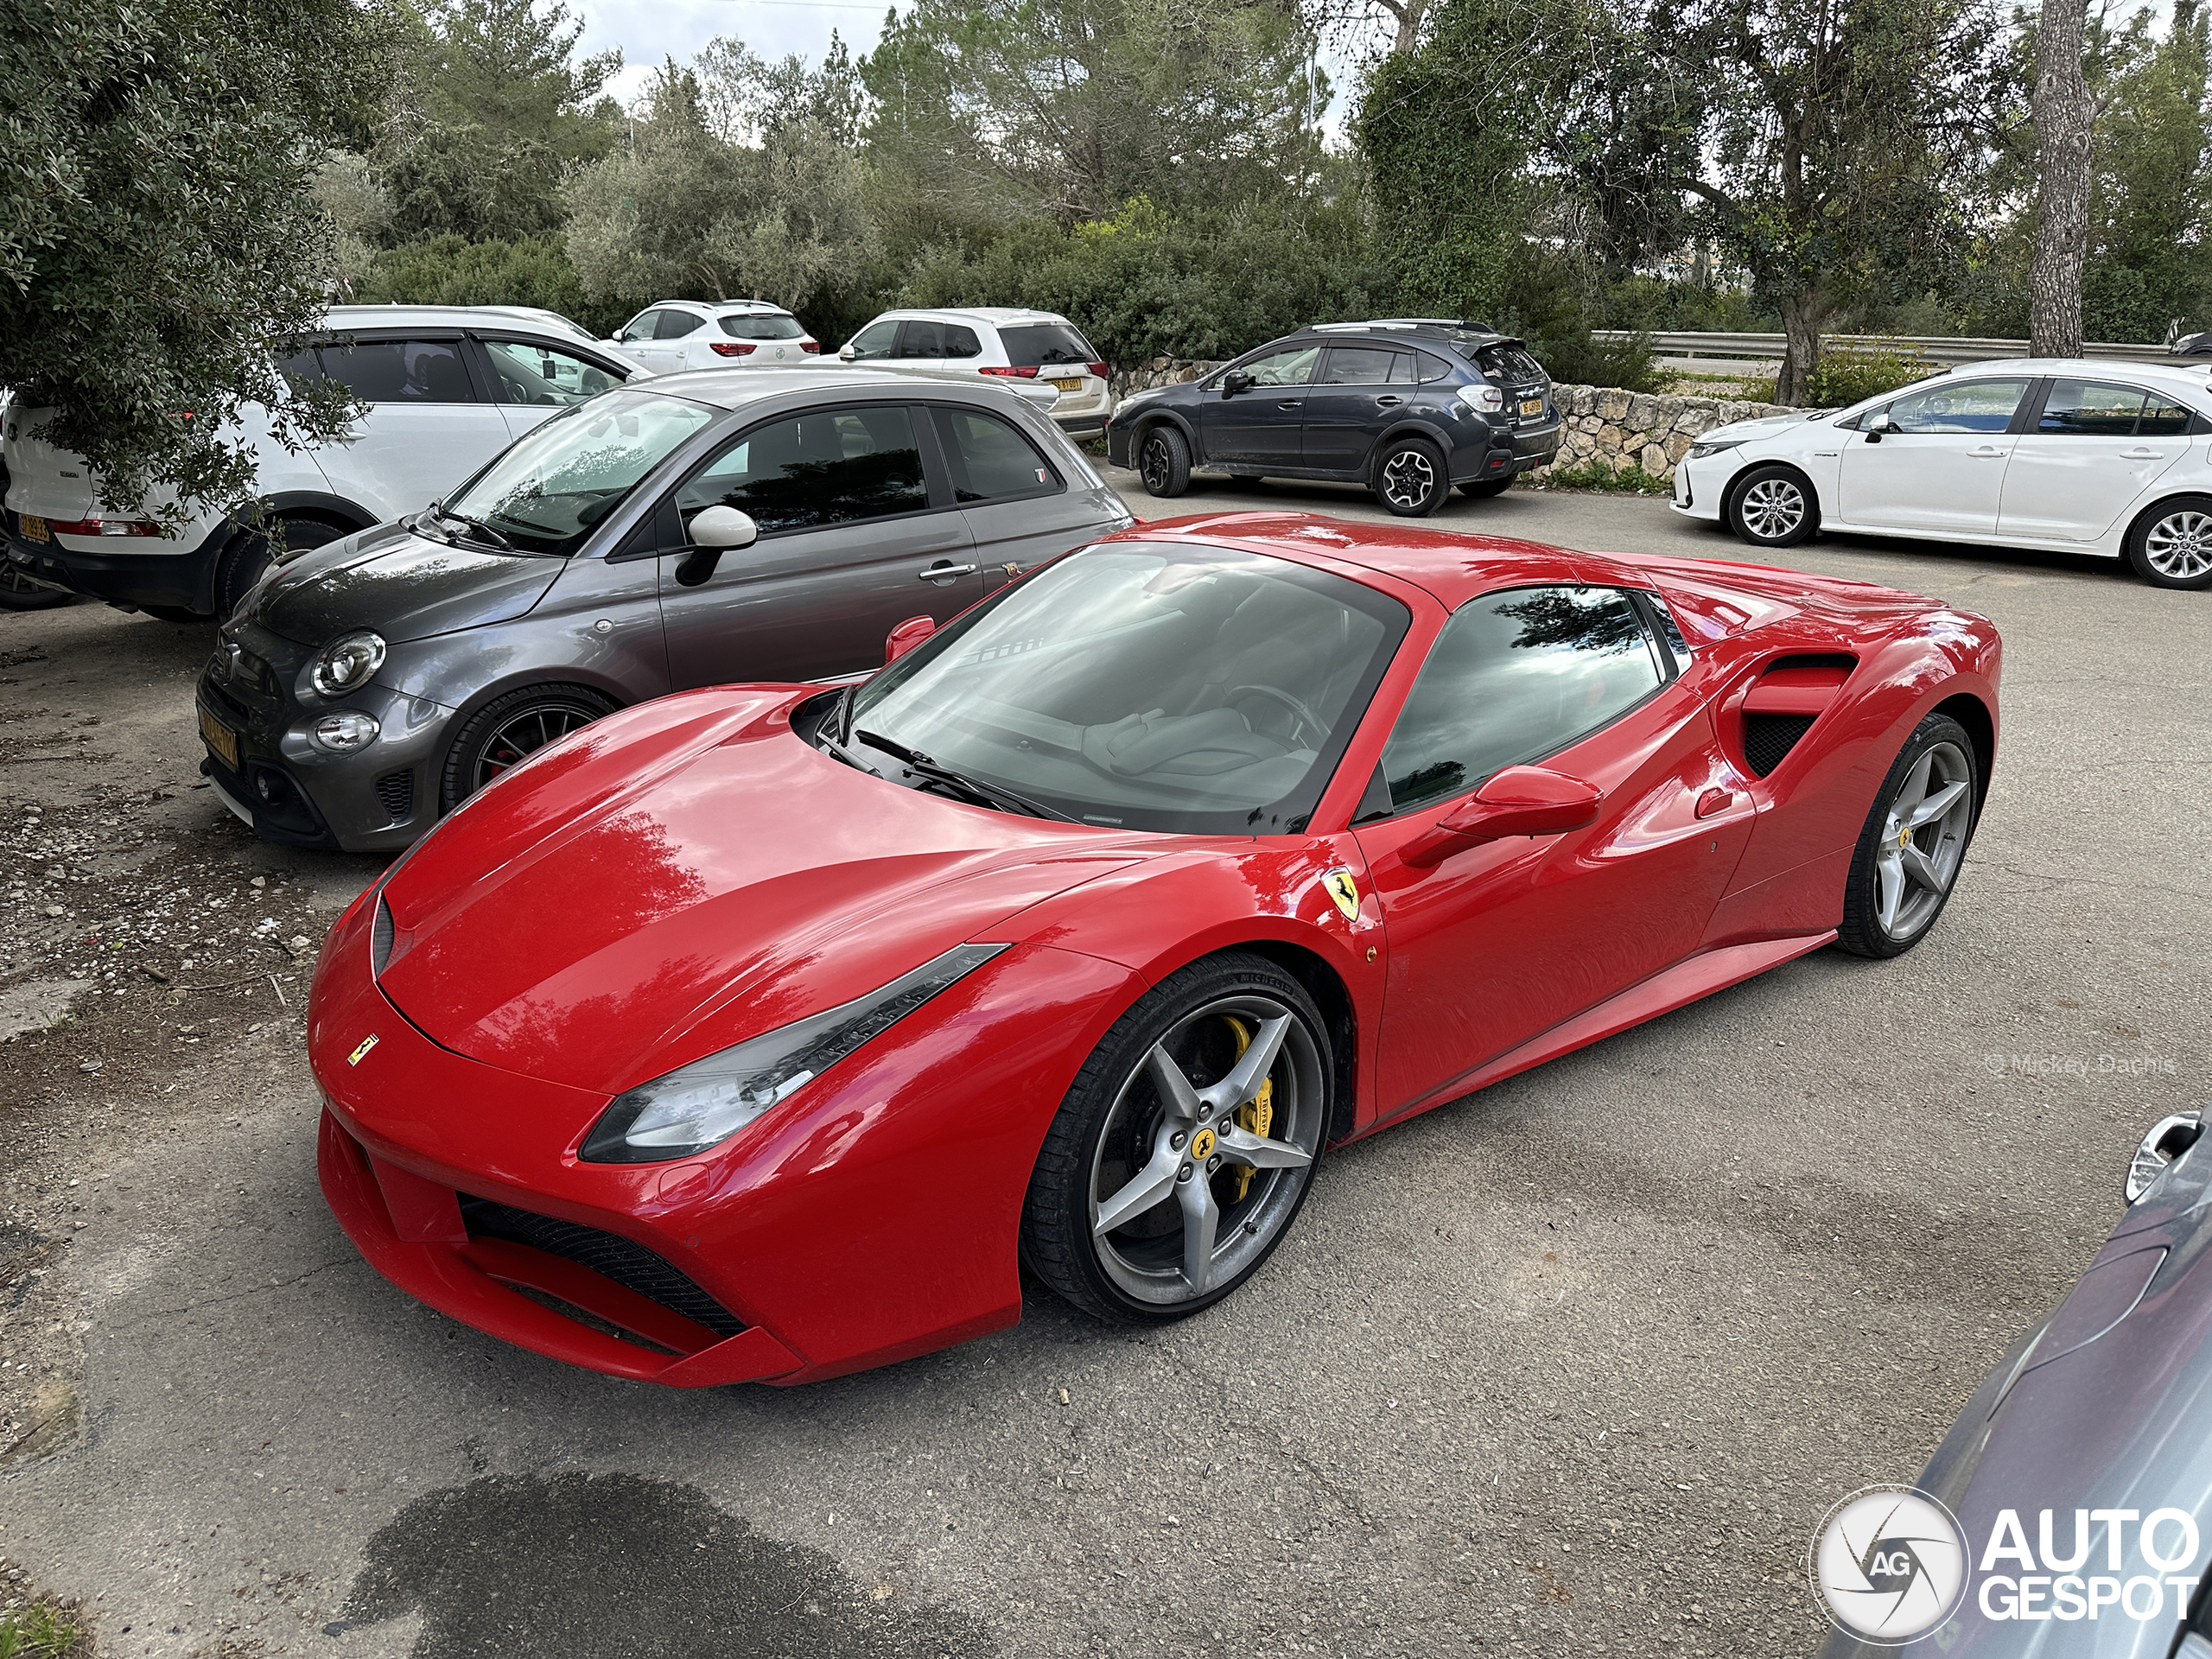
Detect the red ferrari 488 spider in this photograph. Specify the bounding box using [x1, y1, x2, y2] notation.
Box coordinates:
[311, 512, 2000, 1386]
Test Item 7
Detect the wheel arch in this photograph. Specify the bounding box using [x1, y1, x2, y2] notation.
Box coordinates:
[1130, 408, 1202, 460]
[1365, 420, 1454, 479]
[196, 493, 382, 612]
[1233, 939, 1360, 1147]
[1723, 458, 1821, 531]
[1931, 690, 1996, 817]
[2120, 488, 2212, 555]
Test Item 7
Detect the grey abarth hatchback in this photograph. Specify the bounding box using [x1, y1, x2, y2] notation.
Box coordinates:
[194, 369, 1133, 850]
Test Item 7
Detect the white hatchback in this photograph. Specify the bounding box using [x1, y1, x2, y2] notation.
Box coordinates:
[1673, 357, 2212, 589]
[839, 308, 1116, 439]
[605, 300, 821, 374]
[3, 306, 647, 620]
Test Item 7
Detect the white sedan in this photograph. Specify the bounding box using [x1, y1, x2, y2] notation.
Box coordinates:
[1673, 358, 2212, 589]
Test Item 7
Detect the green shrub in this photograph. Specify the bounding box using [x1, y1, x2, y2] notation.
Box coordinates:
[1797, 341, 1940, 407]
[1528, 461, 1674, 495]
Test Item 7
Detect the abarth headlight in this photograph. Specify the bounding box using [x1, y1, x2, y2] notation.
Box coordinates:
[1688, 438, 1745, 461]
[579, 943, 1011, 1163]
[311, 630, 386, 696]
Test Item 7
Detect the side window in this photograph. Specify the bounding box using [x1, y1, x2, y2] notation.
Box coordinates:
[1378, 586, 1663, 814]
[276, 348, 323, 392]
[933, 406, 1061, 502]
[675, 405, 929, 537]
[618, 309, 661, 343]
[2037, 379, 2147, 435]
[847, 320, 900, 360]
[897, 321, 947, 359]
[317, 339, 476, 404]
[655, 310, 706, 340]
[1885, 378, 2031, 434]
[1316, 346, 1408, 385]
[480, 339, 625, 406]
[1234, 346, 1322, 387]
[2140, 393, 2196, 436]
[944, 324, 982, 359]
[1412, 352, 1453, 385]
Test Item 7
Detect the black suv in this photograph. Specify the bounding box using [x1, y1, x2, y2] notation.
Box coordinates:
[1104, 320, 1560, 517]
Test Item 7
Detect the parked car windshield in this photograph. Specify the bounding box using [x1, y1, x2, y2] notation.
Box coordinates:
[998, 322, 1098, 367]
[720, 313, 805, 340]
[841, 543, 1409, 835]
[441, 390, 715, 556]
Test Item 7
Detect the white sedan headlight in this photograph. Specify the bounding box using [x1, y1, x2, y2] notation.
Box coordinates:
[311, 631, 386, 696]
[1688, 438, 1746, 461]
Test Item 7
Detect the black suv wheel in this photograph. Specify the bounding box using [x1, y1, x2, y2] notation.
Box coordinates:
[1372, 437, 1446, 517]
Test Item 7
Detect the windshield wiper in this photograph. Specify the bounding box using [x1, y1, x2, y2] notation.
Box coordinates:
[855, 729, 1077, 823]
[435, 504, 514, 550]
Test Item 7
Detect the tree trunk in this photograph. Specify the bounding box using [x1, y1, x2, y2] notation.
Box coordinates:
[1777, 290, 1821, 406]
[2030, 0, 2093, 357]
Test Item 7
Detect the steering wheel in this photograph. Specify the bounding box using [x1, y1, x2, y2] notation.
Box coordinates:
[1229, 683, 1325, 747]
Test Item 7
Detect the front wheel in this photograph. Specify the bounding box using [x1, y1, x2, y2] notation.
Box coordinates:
[1726, 464, 1818, 548]
[1021, 951, 1332, 1323]
[1136, 424, 1192, 498]
[2126, 495, 2212, 589]
[1834, 713, 1980, 957]
[1372, 437, 1446, 517]
[439, 683, 618, 812]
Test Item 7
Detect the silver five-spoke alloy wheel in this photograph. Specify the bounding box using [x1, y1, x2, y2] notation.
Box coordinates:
[1087, 994, 1325, 1306]
[1738, 476, 1807, 542]
[1872, 740, 1974, 941]
[1379, 448, 1438, 512]
[2143, 508, 2212, 582]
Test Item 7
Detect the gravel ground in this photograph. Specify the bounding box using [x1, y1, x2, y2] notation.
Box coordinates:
[0, 479, 2202, 1659]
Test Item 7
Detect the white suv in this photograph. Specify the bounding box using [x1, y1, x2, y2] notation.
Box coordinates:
[839, 308, 1115, 439]
[3, 306, 646, 621]
[604, 300, 821, 374]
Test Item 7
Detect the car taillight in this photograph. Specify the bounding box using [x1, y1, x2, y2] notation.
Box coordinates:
[710, 341, 757, 357]
[800, 340, 822, 353]
[980, 365, 1040, 378]
[50, 516, 162, 537]
[1086, 361, 1108, 378]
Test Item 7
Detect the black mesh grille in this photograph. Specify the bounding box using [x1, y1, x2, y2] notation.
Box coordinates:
[373, 767, 413, 820]
[1743, 712, 1816, 777]
[457, 1196, 744, 1336]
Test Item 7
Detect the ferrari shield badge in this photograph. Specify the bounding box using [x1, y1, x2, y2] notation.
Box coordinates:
[347, 1034, 380, 1067]
[1322, 868, 1361, 921]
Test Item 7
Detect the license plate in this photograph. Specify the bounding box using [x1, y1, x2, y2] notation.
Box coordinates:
[19, 513, 48, 543]
[1051, 378, 1084, 392]
[198, 705, 239, 770]
[1519, 398, 1545, 418]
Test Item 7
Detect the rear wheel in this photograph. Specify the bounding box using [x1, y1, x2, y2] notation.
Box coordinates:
[439, 683, 618, 812]
[1137, 424, 1192, 498]
[1459, 476, 1514, 499]
[0, 564, 73, 611]
[213, 514, 345, 621]
[2126, 495, 2212, 589]
[1835, 714, 1979, 958]
[1021, 951, 1331, 1323]
[1726, 464, 1818, 548]
[1372, 437, 1447, 517]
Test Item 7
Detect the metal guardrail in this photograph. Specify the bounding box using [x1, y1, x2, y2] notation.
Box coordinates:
[1592, 329, 2177, 366]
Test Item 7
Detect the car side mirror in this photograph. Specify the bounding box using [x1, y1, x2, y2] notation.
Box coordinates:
[1222, 370, 1253, 396]
[886, 613, 937, 664]
[2125, 1111, 2203, 1204]
[1402, 766, 1602, 868]
[1866, 412, 1895, 442]
[672, 505, 758, 588]
[839, 343, 857, 361]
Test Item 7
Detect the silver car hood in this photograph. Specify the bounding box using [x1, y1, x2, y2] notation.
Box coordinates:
[241, 523, 565, 647]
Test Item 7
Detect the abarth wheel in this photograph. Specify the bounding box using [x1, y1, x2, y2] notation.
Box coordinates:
[1137, 424, 1192, 498]
[439, 683, 619, 812]
[1726, 464, 1818, 548]
[1022, 952, 1331, 1322]
[1835, 714, 1980, 957]
[1372, 437, 1446, 517]
[2126, 495, 2212, 590]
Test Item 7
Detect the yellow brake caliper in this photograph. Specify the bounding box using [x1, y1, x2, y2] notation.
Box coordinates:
[1223, 1016, 1274, 1202]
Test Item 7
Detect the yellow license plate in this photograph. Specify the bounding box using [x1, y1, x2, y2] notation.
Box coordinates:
[19, 513, 48, 543]
[198, 705, 238, 770]
[1051, 378, 1084, 392]
[1520, 398, 1545, 417]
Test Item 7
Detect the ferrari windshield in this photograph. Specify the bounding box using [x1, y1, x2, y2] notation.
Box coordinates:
[441, 390, 715, 555]
[842, 543, 1409, 835]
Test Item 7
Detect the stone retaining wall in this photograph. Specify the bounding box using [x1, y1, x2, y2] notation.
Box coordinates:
[1106, 363, 1798, 484]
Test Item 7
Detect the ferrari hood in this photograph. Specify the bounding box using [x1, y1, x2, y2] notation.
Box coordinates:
[373, 689, 1156, 1094]
[243, 522, 565, 646]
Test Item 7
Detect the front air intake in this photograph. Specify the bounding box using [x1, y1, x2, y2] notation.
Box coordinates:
[457, 1196, 746, 1337]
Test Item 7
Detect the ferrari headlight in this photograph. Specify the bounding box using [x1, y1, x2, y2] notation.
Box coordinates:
[311, 630, 386, 696]
[1688, 438, 1745, 461]
[578, 943, 1010, 1163]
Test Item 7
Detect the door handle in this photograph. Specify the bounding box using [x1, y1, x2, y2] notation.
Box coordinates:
[1276, 401, 1302, 411]
[2123, 448, 2167, 459]
[1375, 395, 1403, 406]
[1968, 446, 2008, 457]
[917, 562, 977, 582]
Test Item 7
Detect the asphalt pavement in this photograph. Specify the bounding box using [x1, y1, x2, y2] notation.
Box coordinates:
[0, 469, 2204, 1659]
